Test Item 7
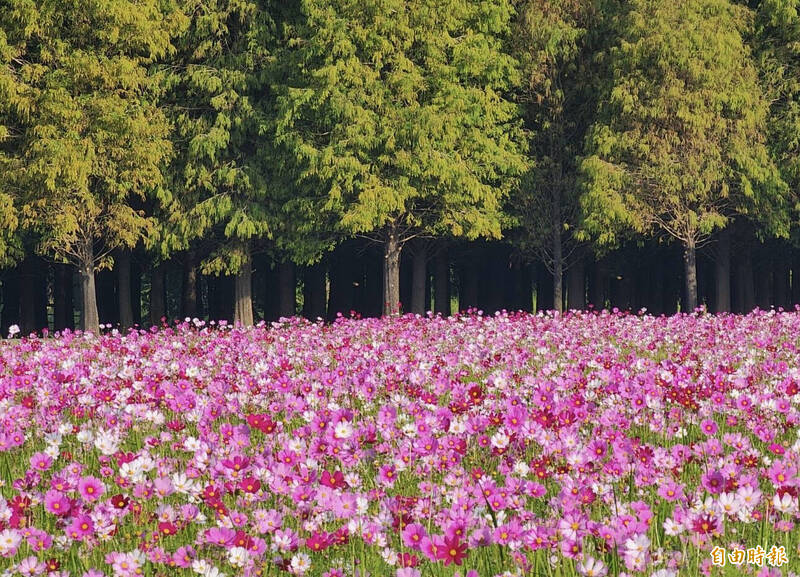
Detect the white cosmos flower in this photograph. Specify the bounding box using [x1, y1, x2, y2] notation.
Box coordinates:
[773, 492, 798, 514]
[290, 553, 312, 575]
[662, 518, 683, 536]
[334, 421, 354, 439]
[203, 566, 226, 577]
[191, 559, 210, 574]
[228, 547, 249, 568]
[381, 548, 398, 566]
[76, 428, 94, 444]
[0, 529, 21, 556]
[718, 493, 741, 516]
[449, 417, 467, 435]
[513, 461, 530, 477]
[490, 430, 510, 450]
[625, 534, 650, 555]
[172, 473, 196, 494]
[287, 438, 306, 453]
[184, 436, 202, 451]
[577, 556, 608, 577]
[94, 431, 119, 456]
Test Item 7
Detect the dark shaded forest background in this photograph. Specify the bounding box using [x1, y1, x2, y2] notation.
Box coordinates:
[1, 0, 799, 334]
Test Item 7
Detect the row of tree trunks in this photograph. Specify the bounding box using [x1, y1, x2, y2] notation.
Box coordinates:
[4, 239, 800, 333]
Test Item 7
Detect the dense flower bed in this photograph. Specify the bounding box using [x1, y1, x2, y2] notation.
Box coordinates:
[1, 311, 800, 577]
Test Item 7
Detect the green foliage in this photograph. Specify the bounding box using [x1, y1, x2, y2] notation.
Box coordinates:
[273, 0, 528, 246]
[155, 0, 274, 272]
[511, 0, 596, 265]
[579, 0, 788, 249]
[0, 0, 176, 269]
[755, 0, 800, 224]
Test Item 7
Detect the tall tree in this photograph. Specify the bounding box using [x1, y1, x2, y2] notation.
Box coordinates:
[755, 0, 800, 289]
[1, 0, 175, 333]
[159, 0, 276, 327]
[756, 0, 800, 195]
[274, 0, 527, 315]
[513, 0, 596, 313]
[580, 0, 788, 311]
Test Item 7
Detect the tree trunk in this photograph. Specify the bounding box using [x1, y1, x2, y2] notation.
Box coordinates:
[684, 242, 698, 312]
[182, 249, 198, 319]
[54, 263, 74, 331]
[715, 228, 731, 312]
[552, 231, 563, 314]
[589, 261, 603, 310]
[567, 258, 585, 310]
[736, 246, 756, 313]
[34, 259, 48, 332]
[383, 229, 402, 316]
[791, 254, 800, 309]
[79, 247, 100, 334]
[485, 245, 506, 313]
[234, 243, 254, 326]
[460, 262, 480, 312]
[262, 260, 279, 321]
[774, 257, 790, 310]
[117, 251, 134, 330]
[131, 260, 142, 326]
[327, 245, 354, 320]
[278, 261, 296, 318]
[410, 243, 428, 314]
[433, 247, 450, 316]
[1, 270, 20, 336]
[302, 263, 327, 320]
[18, 258, 37, 335]
[756, 266, 772, 310]
[150, 264, 166, 326]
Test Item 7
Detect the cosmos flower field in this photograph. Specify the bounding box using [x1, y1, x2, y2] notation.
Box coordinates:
[2, 311, 800, 577]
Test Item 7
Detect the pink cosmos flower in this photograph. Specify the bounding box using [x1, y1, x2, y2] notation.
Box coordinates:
[172, 545, 195, 568]
[66, 514, 94, 540]
[402, 523, 428, 550]
[43, 490, 71, 516]
[420, 535, 447, 562]
[77, 476, 105, 502]
[205, 527, 236, 546]
[378, 464, 397, 486]
[699, 419, 717, 436]
[29, 452, 53, 473]
[16, 555, 45, 577]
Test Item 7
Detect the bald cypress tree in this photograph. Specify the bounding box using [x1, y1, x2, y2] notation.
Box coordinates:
[580, 0, 788, 311]
[274, 0, 527, 315]
[1, 0, 176, 333]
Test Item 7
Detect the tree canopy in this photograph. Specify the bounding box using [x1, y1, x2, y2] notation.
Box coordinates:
[579, 0, 789, 309]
